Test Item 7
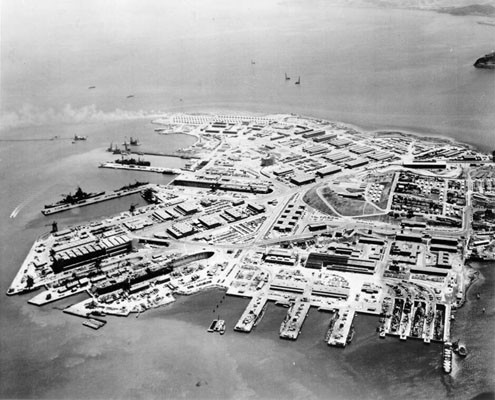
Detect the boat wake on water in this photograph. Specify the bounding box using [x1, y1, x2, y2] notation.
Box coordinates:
[10, 204, 24, 219]
[9, 189, 46, 219]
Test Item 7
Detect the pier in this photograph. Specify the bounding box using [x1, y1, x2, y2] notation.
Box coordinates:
[234, 295, 268, 333]
[41, 184, 152, 216]
[279, 300, 310, 340]
[327, 308, 355, 347]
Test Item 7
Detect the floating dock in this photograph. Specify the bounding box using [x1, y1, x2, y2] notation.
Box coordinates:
[279, 300, 310, 340]
[42, 184, 152, 215]
[234, 295, 268, 333]
[83, 318, 107, 330]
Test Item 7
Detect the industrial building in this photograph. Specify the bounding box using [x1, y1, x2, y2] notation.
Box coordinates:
[51, 235, 132, 273]
[305, 252, 376, 274]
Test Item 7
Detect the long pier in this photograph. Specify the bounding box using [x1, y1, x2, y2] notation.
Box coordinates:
[131, 150, 200, 159]
[99, 162, 181, 175]
[41, 184, 152, 216]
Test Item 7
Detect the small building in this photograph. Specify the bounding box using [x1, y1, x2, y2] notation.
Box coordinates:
[198, 215, 222, 229]
[436, 251, 452, 268]
[273, 166, 294, 176]
[316, 165, 342, 177]
[290, 173, 316, 186]
[328, 138, 352, 148]
[396, 232, 423, 243]
[403, 162, 447, 169]
[302, 130, 325, 139]
[308, 223, 327, 231]
[153, 209, 174, 222]
[167, 222, 195, 239]
[313, 133, 337, 143]
[247, 203, 265, 214]
[345, 158, 369, 169]
[175, 202, 198, 215]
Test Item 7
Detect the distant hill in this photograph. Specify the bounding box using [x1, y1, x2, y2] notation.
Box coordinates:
[437, 3, 495, 16]
[326, 0, 495, 16]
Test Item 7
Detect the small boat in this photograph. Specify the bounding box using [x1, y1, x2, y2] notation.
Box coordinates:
[129, 137, 141, 146]
[73, 135, 87, 141]
[127, 95, 134, 98]
[215, 319, 226, 335]
[295, 76, 300, 85]
[251, 60, 256, 65]
[458, 343, 468, 357]
[285, 72, 290, 80]
[88, 86, 96, 89]
[476, 293, 481, 300]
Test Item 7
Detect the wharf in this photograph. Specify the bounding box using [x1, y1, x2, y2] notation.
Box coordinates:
[279, 300, 311, 340]
[42, 184, 152, 216]
[28, 285, 89, 306]
[99, 162, 181, 175]
[327, 308, 355, 347]
[234, 295, 268, 333]
[63, 298, 131, 318]
[133, 150, 200, 159]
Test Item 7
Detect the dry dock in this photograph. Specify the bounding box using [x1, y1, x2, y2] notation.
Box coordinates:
[234, 295, 268, 333]
[279, 300, 311, 340]
[42, 184, 152, 215]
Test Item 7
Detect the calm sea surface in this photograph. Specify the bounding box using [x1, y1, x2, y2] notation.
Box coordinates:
[0, 0, 494, 399]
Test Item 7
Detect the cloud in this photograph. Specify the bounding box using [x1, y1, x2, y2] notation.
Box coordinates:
[0, 104, 164, 131]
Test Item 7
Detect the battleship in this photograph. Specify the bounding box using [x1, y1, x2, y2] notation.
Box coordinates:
[116, 181, 149, 191]
[44, 187, 105, 209]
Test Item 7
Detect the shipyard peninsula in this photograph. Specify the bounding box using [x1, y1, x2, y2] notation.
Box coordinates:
[7, 113, 495, 372]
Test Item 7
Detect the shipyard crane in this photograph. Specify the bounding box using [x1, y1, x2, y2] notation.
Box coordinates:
[129, 203, 139, 213]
